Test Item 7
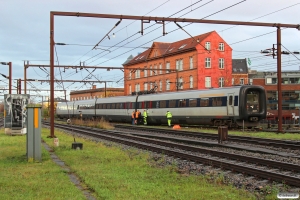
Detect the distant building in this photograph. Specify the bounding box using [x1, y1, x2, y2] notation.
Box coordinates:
[232, 58, 249, 85]
[70, 85, 124, 101]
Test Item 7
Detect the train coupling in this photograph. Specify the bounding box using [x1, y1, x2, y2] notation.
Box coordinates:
[249, 117, 258, 121]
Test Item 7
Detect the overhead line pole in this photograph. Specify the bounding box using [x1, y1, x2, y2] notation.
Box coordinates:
[50, 12, 300, 137]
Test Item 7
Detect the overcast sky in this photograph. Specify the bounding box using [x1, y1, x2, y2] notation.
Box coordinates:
[0, 0, 299, 101]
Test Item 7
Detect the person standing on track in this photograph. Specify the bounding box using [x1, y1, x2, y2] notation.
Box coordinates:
[135, 110, 141, 125]
[131, 110, 135, 125]
[166, 111, 172, 127]
[143, 109, 148, 125]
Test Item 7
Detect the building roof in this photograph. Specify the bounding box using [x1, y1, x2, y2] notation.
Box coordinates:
[232, 59, 248, 74]
[123, 31, 216, 66]
[70, 87, 124, 95]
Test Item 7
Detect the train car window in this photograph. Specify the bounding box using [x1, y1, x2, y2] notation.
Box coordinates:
[189, 99, 197, 107]
[91, 104, 95, 109]
[179, 99, 186, 107]
[111, 103, 115, 109]
[144, 101, 149, 109]
[228, 96, 233, 106]
[169, 100, 176, 108]
[132, 102, 136, 109]
[103, 104, 107, 109]
[154, 101, 160, 108]
[126, 102, 130, 109]
[212, 97, 222, 106]
[138, 102, 142, 109]
[116, 103, 120, 109]
[160, 100, 166, 108]
[200, 98, 209, 107]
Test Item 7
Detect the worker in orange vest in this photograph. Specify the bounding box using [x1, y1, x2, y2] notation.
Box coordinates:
[131, 111, 135, 125]
[135, 110, 141, 125]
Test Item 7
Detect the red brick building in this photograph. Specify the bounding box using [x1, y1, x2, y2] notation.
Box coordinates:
[123, 31, 232, 95]
[249, 70, 300, 120]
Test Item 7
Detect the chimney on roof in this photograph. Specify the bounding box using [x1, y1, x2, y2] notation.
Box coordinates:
[92, 85, 96, 89]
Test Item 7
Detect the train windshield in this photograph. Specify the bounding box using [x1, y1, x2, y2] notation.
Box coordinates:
[246, 91, 259, 113]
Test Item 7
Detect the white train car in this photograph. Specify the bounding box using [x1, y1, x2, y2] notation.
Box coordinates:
[56, 85, 267, 127]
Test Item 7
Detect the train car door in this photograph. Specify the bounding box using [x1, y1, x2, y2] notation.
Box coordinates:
[227, 94, 234, 115]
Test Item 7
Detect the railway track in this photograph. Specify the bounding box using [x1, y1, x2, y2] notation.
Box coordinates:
[114, 124, 300, 150]
[45, 122, 300, 187]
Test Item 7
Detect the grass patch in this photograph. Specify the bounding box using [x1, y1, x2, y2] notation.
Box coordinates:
[0, 128, 86, 200]
[43, 129, 258, 200]
[66, 117, 114, 130]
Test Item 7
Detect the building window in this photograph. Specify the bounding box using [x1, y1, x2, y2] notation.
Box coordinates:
[154, 65, 157, 75]
[166, 79, 170, 90]
[240, 78, 244, 85]
[189, 76, 193, 88]
[189, 56, 193, 69]
[135, 69, 140, 78]
[205, 42, 211, 50]
[205, 77, 211, 88]
[219, 42, 224, 51]
[219, 77, 225, 88]
[205, 58, 211, 68]
[144, 67, 147, 77]
[159, 80, 162, 91]
[166, 62, 170, 73]
[232, 78, 235, 85]
[144, 82, 148, 91]
[180, 59, 183, 71]
[219, 58, 224, 69]
[150, 66, 152, 76]
[176, 59, 183, 71]
[159, 63, 162, 74]
[178, 77, 183, 89]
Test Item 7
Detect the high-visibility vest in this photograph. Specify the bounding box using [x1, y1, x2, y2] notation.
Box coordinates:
[166, 111, 172, 118]
[136, 111, 140, 118]
[143, 111, 147, 117]
[132, 112, 135, 118]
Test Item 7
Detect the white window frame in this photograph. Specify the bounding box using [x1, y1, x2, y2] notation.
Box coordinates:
[219, 58, 224, 69]
[159, 64, 162, 74]
[189, 76, 193, 88]
[154, 65, 157, 75]
[189, 56, 193, 69]
[205, 42, 211, 50]
[219, 77, 224, 88]
[176, 60, 179, 70]
[144, 68, 147, 77]
[232, 78, 235, 85]
[205, 58, 211, 68]
[150, 66, 152, 76]
[180, 59, 183, 71]
[179, 77, 183, 89]
[205, 77, 211, 88]
[240, 78, 244, 85]
[219, 42, 224, 51]
[166, 79, 170, 90]
[166, 62, 170, 73]
[144, 82, 148, 91]
[159, 80, 162, 91]
[135, 69, 140, 78]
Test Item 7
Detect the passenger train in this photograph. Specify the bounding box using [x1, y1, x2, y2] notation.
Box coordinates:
[56, 85, 267, 127]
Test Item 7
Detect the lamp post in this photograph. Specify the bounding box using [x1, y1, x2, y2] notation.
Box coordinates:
[0, 62, 12, 94]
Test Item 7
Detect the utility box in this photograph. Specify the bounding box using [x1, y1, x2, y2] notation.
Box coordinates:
[218, 126, 228, 144]
[26, 105, 42, 162]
